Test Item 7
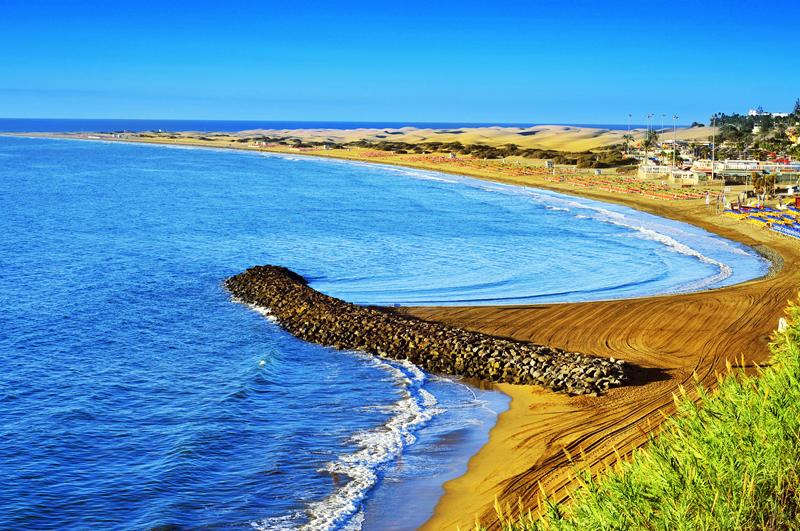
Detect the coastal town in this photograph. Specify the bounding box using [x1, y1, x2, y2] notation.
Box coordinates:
[634, 104, 800, 186]
[628, 103, 800, 239]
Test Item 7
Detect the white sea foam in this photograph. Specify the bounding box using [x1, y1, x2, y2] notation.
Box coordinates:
[251, 357, 444, 531]
[512, 189, 736, 291]
[249, 512, 304, 530]
[621, 223, 732, 289]
[339, 511, 365, 531]
[387, 167, 460, 184]
[236, 306, 476, 531]
[243, 302, 279, 323]
[575, 206, 733, 290]
[236, 296, 444, 531]
[410, 174, 459, 184]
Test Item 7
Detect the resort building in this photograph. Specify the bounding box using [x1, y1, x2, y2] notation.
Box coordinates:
[637, 164, 699, 184]
[690, 160, 800, 186]
[748, 106, 789, 118]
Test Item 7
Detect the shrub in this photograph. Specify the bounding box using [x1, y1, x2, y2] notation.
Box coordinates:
[495, 299, 800, 530]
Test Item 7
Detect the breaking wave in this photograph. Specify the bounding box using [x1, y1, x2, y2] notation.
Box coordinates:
[250, 357, 443, 531]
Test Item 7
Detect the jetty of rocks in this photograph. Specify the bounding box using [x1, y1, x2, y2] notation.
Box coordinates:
[225, 265, 626, 395]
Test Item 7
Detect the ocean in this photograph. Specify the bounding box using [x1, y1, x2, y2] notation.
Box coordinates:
[0, 136, 766, 530]
[0, 118, 651, 133]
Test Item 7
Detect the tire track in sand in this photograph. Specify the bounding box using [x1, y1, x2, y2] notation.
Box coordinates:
[405, 204, 800, 530]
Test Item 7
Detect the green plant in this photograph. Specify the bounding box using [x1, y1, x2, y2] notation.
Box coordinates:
[491, 299, 800, 530]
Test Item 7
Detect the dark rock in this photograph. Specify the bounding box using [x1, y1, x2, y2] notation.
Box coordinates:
[225, 265, 627, 395]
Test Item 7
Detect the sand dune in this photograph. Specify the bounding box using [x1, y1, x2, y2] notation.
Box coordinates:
[235, 125, 717, 152]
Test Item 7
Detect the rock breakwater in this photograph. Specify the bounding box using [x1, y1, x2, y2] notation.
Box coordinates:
[225, 265, 626, 395]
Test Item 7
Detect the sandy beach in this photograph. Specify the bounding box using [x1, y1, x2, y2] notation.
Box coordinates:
[22, 130, 800, 529]
[407, 204, 798, 529]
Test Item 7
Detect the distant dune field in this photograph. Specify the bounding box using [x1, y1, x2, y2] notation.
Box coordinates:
[233, 125, 717, 152]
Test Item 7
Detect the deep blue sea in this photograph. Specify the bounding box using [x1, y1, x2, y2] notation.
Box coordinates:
[0, 118, 651, 133]
[0, 136, 767, 530]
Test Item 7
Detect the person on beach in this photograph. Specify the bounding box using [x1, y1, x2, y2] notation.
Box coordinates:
[705, 191, 710, 207]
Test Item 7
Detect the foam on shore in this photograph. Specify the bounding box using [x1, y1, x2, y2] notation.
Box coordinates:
[253, 151, 760, 296]
[297, 358, 443, 530]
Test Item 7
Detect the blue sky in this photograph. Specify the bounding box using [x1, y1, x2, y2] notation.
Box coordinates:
[1, 0, 798, 124]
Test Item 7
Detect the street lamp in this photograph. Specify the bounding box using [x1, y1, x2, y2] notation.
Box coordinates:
[711, 116, 716, 183]
[627, 113, 632, 153]
[672, 115, 678, 171]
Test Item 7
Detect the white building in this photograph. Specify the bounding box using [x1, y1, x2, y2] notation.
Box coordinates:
[748, 107, 789, 118]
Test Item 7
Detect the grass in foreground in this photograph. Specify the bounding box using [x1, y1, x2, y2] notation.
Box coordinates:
[492, 299, 800, 530]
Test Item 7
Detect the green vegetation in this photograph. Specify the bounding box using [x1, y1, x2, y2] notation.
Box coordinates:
[343, 140, 636, 168]
[712, 99, 800, 159]
[495, 300, 800, 530]
[231, 101, 799, 167]
[642, 129, 660, 153]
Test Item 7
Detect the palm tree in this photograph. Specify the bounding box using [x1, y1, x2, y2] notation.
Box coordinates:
[622, 133, 634, 153]
[642, 129, 659, 161]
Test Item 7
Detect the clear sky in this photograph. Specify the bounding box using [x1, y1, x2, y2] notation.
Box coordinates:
[1, 0, 798, 124]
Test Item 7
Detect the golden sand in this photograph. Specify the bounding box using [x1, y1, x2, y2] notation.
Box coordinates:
[234, 124, 716, 152]
[406, 195, 798, 529]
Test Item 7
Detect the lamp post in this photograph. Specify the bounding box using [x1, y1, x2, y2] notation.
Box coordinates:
[711, 115, 716, 183]
[646, 113, 653, 165]
[627, 113, 631, 154]
[672, 115, 678, 172]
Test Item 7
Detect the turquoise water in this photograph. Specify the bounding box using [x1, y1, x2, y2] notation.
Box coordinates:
[0, 137, 767, 530]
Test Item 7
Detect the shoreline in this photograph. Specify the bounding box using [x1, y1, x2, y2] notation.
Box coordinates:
[10, 133, 800, 528]
[7, 132, 782, 292]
